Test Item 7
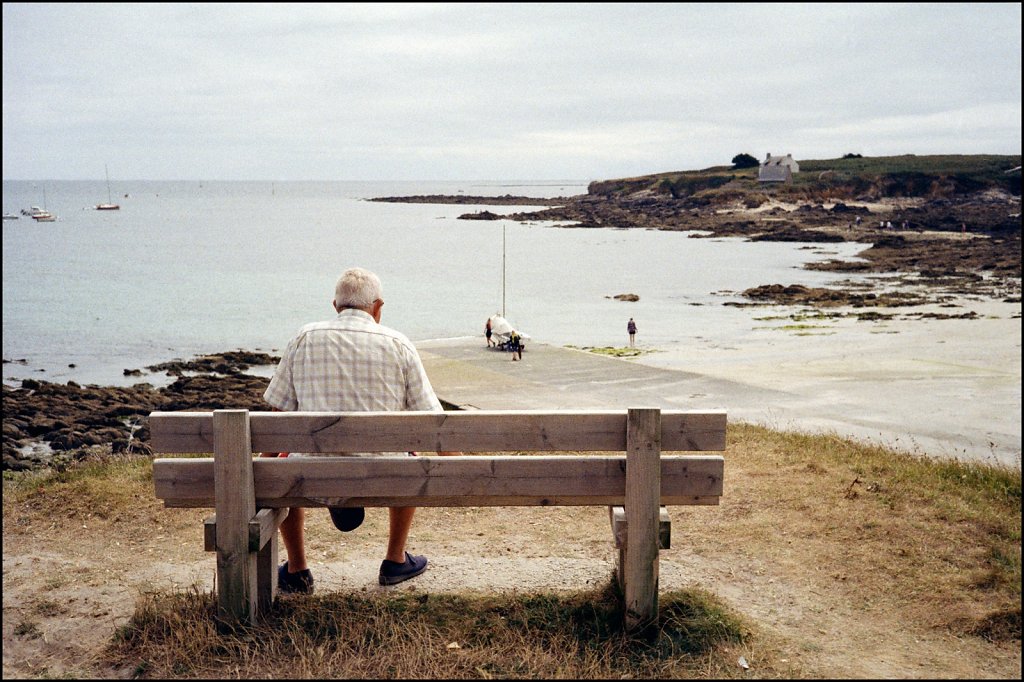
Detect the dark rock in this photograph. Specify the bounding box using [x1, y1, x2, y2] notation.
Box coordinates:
[3, 352, 275, 471]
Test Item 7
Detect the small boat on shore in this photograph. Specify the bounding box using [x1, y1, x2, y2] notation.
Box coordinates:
[2, 213, 19, 220]
[485, 225, 530, 352]
[487, 314, 530, 352]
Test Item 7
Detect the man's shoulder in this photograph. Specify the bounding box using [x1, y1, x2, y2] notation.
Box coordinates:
[374, 323, 417, 350]
[290, 319, 346, 339]
[295, 318, 416, 349]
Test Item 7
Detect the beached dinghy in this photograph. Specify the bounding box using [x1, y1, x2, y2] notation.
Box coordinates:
[487, 314, 529, 352]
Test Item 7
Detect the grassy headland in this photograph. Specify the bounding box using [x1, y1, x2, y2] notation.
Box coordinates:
[587, 153, 1021, 205]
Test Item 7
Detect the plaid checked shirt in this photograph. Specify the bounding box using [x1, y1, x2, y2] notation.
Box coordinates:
[264, 308, 442, 456]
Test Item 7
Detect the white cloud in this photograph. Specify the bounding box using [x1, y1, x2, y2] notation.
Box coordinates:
[3, 3, 1020, 180]
[801, 102, 1023, 153]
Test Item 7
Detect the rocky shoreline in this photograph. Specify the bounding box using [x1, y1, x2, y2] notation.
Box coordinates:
[3, 352, 277, 472]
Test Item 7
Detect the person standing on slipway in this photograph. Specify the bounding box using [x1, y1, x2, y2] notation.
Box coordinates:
[627, 317, 637, 348]
[508, 329, 523, 361]
[262, 267, 460, 593]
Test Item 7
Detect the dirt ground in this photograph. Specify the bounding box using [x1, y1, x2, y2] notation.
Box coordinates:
[3, 462, 1020, 679]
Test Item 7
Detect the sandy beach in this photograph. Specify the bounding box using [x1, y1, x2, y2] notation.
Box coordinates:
[630, 298, 1021, 467]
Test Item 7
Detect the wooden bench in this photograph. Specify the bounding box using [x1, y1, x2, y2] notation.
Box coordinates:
[150, 407, 725, 632]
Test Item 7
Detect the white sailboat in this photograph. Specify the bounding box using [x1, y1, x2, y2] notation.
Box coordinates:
[30, 187, 56, 222]
[95, 165, 120, 210]
[487, 223, 530, 351]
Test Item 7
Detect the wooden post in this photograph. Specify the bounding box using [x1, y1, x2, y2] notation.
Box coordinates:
[255, 530, 278, 613]
[623, 407, 661, 633]
[213, 409, 257, 625]
[610, 505, 672, 593]
[203, 508, 287, 614]
[254, 508, 288, 612]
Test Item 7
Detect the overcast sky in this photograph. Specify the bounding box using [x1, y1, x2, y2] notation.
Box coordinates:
[3, 3, 1021, 182]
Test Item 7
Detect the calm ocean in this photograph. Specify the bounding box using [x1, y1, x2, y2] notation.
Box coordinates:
[3, 179, 868, 387]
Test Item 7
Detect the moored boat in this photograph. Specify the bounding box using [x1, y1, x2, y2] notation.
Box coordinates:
[95, 165, 120, 210]
[23, 205, 55, 221]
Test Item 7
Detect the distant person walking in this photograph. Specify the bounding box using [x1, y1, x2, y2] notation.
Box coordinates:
[627, 318, 637, 348]
[485, 317, 494, 347]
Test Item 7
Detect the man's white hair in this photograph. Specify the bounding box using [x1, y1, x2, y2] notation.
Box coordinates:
[334, 267, 383, 309]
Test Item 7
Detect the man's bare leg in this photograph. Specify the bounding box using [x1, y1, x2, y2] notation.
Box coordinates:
[386, 506, 416, 562]
[279, 507, 307, 572]
[260, 452, 308, 573]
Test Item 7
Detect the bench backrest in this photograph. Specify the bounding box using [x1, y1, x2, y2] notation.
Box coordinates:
[151, 409, 726, 508]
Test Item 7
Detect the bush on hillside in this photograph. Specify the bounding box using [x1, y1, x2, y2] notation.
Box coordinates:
[731, 153, 759, 169]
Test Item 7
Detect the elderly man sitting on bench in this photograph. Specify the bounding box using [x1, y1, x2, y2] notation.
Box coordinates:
[262, 267, 459, 593]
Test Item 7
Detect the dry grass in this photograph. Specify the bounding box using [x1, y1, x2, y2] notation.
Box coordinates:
[719, 423, 1021, 625]
[103, 583, 750, 679]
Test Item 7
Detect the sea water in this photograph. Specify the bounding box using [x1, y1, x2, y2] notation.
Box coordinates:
[3, 179, 870, 387]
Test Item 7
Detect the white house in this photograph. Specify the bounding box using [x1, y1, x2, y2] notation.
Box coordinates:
[758, 153, 800, 183]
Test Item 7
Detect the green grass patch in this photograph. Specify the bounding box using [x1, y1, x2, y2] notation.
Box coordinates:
[754, 324, 836, 335]
[565, 345, 658, 358]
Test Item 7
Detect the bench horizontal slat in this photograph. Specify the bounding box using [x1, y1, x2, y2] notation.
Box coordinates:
[148, 410, 727, 453]
[154, 455, 724, 508]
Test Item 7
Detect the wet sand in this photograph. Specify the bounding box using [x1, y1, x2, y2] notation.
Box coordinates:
[633, 299, 1021, 467]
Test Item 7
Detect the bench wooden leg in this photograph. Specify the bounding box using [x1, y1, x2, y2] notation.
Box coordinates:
[255, 531, 278, 613]
[609, 505, 671, 595]
[213, 410, 258, 626]
[205, 507, 290, 618]
[623, 407, 661, 633]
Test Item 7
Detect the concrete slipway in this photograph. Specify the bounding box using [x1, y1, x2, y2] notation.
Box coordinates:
[417, 337, 1021, 467]
[418, 338, 779, 412]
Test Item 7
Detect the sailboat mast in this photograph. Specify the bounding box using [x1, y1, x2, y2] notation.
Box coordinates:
[502, 224, 506, 318]
[105, 165, 112, 203]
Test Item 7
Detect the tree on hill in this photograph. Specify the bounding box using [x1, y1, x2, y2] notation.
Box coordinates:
[732, 153, 759, 169]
